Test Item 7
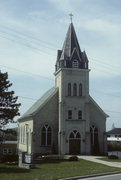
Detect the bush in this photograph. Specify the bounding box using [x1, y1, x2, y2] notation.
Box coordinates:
[69, 156, 78, 161]
[108, 155, 119, 159]
[1, 155, 18, 162]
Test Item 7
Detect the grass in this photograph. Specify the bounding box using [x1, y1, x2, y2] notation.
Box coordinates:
[98, 157, 121, 162]
[0, 159, 121, 180]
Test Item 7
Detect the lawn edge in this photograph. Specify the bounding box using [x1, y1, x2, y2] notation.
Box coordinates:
[58, 171, 121, 180]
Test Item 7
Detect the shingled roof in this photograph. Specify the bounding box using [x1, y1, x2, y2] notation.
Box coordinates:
[107, 128, 121, 134]
[60, 23, 82, 60]
[19, 87, 58, 120]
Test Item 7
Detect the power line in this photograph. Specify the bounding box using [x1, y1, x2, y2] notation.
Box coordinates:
[18, 96, 37, 101]
[17, 95, 121, 116]
[0, 25, 59, 50]
[0, 33, 56, 57]
[0, 64, 54, 81]
[0, 64, 121, 100]
[90, 63, 121, 76]
[90, 57, 121, 72]
[90, 89, 121, 99]
[106, 110, 121, 114]
[0, 25, 121, 74]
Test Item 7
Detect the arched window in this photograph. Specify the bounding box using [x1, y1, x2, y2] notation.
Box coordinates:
[73, 83, 77, 96]
[69, 130, 81, 139]
[90, 125, 98, 146]
[41, 124, 52, 146]
[79, 83, 82, 96]
[72, 60, 79, 68]
[68, 83, 71, 96]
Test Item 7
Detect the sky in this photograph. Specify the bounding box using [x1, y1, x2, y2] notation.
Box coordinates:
[0, 0, 121, 130]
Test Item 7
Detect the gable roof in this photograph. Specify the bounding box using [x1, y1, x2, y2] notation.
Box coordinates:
[89, 96, 109, 118]
[19, 87, 58, 120]
[107, 128, 121, 134]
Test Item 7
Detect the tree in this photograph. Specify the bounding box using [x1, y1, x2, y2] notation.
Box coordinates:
[0, 71, 21, 128]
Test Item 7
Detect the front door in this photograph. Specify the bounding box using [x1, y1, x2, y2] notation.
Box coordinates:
[69, 139, 80, 154]
[69, 130, 81, 155]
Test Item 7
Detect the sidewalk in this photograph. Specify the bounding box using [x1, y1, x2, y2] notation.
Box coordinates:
[79, 155, 121, 168]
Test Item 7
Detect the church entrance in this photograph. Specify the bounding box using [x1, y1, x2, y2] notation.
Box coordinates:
[69, 130, 81, 155]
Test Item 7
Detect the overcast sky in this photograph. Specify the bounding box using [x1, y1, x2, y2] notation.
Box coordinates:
[0, 0, 121, 130]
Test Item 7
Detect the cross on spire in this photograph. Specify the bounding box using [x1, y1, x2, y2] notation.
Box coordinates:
[69, 13, 73, 23]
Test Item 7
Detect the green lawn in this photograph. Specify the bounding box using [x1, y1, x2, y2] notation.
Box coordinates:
[0, 159, 121, 180]
[98, 157, 121, 162]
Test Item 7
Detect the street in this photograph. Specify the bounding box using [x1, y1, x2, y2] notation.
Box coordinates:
[78, 174, 121, 180]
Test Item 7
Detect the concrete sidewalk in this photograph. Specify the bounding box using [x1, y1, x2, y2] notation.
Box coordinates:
[79, 156, 121, 168]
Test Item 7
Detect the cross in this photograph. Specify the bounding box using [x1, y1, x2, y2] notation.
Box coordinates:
[69, 13, 73, 23]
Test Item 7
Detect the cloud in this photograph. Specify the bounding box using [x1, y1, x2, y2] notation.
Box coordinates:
[80, 18, 121, 37]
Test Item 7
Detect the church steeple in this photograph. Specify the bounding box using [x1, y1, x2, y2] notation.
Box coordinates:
[55, 23, 88, 72]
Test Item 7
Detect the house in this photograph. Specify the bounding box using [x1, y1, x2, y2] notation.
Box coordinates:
[107, 128, 121, 142]
[107, 128, 121, 148]
[107, 128, 121, 154]
[0, 128, 18, 157]
[18, 22, 108, 166]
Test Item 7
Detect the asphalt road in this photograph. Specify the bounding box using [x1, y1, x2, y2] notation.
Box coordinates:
[78, 174, 121, 180]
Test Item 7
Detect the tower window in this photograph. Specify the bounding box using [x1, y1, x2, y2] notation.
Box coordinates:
[68, 110, 72, 119]
[78, 110, 82, 120]
[41, 124, 52, 146]
[68, 83, 71, 96]
[73, 83, 77, 96]
[72, 60, 79, 68]
[79, 83, 82, 96]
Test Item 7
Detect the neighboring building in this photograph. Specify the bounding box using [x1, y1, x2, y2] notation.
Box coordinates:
[18, 22, 108, 166]
[0, 128, 17, 156]
[107, 128, 121, 144]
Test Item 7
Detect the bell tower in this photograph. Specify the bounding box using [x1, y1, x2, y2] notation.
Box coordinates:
[55, 22, 91, 155]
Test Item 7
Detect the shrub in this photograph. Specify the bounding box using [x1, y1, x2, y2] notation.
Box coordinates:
[1, 155, 18, 162]
[108, 155, 119, 159]
[69, 156, 78, 161]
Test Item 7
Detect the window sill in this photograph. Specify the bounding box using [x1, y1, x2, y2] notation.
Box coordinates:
[66, 96, 84, 97]
[66, 119, 86, 121]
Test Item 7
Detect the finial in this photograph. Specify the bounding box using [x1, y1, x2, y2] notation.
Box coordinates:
[69, 13, 73, 23]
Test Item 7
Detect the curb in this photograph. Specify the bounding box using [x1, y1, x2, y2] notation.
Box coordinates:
[58, 171, 121, 180]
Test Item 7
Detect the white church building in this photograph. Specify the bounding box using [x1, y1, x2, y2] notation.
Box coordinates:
[18, 22, 108, 165]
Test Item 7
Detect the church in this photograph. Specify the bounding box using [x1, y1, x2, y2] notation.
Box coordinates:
[18, 21, 108, 165]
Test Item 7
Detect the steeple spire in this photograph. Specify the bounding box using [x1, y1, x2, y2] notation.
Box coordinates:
[55, 22, 88, 72]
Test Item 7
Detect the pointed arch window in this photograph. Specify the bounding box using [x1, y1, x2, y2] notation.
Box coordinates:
[69, 130, 81, 139]
[72, 60, 79, 68]
[41, 124, 52, 146]
[79, 83, 82, 96]
[73, 83, 77, 96]
[90, 125, 98, 146]
[68, 83, 71, 96]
